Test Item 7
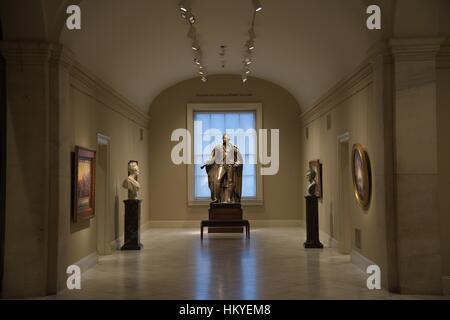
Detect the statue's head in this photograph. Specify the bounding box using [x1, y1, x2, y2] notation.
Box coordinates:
[223, 133, 231, 145]
[306, 168, 316, 182]
[128, 161, 139, 176]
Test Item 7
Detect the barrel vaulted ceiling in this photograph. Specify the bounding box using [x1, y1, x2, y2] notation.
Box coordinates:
[59, 0, 380, 112]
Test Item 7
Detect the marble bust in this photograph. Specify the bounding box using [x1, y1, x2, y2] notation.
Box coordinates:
[122, 161, 140, 200]
[306, 168, 317, 196]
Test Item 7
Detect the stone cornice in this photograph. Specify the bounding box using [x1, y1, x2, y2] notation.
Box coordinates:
[299, 59, 373, 127]
[0, 40, 150, 128]
[0, 41, 54, 65]
[70, 61, 150, 128]
[299, 38, 449, 127]
[48, 44, 76, 70]
[390, 37, 446, 62]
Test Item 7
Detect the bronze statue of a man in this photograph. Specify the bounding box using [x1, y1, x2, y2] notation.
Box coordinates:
[202, 134, 243, 204]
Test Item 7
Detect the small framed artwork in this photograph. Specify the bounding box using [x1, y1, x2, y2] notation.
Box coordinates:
[352, 144, 372, 210]
[72, 146, 96, 222]
[309, 159, 323, 198]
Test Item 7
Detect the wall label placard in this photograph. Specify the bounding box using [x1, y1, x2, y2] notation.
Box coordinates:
[195, 93, 253, 97]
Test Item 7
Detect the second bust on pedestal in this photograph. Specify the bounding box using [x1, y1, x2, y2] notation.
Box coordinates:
[306, 168, 317, 197]
[122, 160, 140, 200]
[202, 134, 243, 204]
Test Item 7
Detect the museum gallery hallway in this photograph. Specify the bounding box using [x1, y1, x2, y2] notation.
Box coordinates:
[53, 227, 438, 300]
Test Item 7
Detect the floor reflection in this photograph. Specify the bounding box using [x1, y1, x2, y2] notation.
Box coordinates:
[195, 235, 256, 300]
[53, 227, 433, 300]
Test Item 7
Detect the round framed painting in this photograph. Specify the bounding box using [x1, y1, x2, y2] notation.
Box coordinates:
[351, 144, 372, 210]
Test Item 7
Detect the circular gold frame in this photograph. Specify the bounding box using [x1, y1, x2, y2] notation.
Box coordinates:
[351, 144, 372, 210]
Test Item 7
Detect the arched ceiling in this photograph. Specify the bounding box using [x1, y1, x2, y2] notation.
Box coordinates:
[60, 0, 381, 112]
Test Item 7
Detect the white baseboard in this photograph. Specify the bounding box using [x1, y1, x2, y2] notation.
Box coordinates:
[251, 220, 302, 227]
[73, 252, 98, 274]
[146, 220, 303, 228]
[147, 220, 199, 228]
[141, 220, 152, 230]
[351, 250, 376, 272]
[442, 276, 450, 296]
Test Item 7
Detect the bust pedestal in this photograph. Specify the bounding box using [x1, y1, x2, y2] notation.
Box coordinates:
[208, 203, 243, 233]
[304, 195, 324, 249]
[121, 199, 143, 250]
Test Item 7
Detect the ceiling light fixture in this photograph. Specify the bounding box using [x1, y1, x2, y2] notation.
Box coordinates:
[252, 0, 263, 12]
[192, 40, 200, 51]
[241, 1, 263, 84]
[179, 1, 188, 12]
[246, 40, 255, 50]
[178, 3, 207, 82]
[187, 13, 196, 24]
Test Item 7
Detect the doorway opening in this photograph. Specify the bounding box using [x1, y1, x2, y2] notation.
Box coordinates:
[337, 133, 352, 254]
[96, 134, 112, 255]
[0, 18, 6, 297]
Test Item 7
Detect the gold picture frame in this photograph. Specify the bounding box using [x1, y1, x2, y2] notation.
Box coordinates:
[72, 146, 96, 222]
[351, 144, 371, 210]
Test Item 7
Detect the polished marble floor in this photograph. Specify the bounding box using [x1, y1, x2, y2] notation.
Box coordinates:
[53, 227, 446, 300]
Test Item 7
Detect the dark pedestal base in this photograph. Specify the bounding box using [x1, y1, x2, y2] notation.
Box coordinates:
[304, 196, 324, 249]
[208, 203, 243, 233]
[121, 199, 143, 251]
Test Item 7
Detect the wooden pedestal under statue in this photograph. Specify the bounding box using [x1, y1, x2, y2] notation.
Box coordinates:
[304, 195, 323, 249]
[121, 199, 143, 250]
[208, 203, 243, 233]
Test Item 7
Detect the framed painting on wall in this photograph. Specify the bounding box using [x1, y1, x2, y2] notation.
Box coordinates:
[351, 144, 372, 210]
[72, 146, 96, 222]
[309, 159, 323, 198]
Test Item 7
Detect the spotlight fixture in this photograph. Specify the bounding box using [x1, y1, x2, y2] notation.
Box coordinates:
[246, 40, 255, 50]
[252, 0, 263, 12]
[178, 1, 208, 83]
[192, 40, 200, 51]
[188, 13, 196, 24]
[240, 0, 264, 84]
[179, 0, 188, 12]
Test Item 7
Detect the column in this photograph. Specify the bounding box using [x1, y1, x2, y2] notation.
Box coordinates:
[391, 38, 445, 295]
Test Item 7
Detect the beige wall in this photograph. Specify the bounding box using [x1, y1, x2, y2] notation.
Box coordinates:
[148, 75, 302, 222]
[63, 81, 150, 268]
[1, 41, 150, 297]
[301, 77, 389, 285]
